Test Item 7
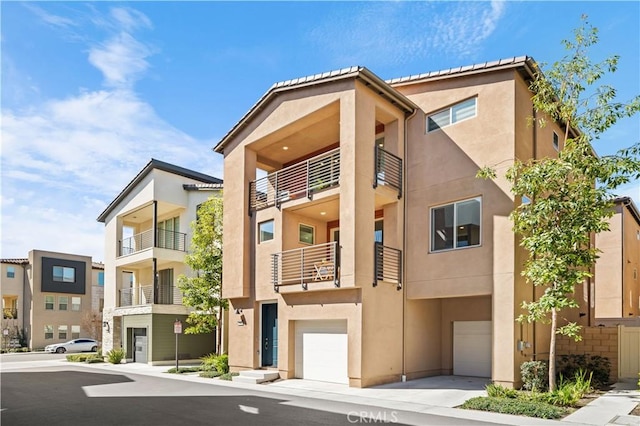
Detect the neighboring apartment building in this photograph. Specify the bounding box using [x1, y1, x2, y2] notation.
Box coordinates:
[97, 159, 224, 364]
[214, 57, 596, 388]
[1, 250, 103, 350]
[595, 196, 640, 319]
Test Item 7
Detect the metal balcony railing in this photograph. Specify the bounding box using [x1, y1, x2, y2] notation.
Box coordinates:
[119, 285, 183, 307]
[250, 148, 340, 211]
[373, 242, 402, 290]
[119, 229, 187, 256]
[3, 308, 18, 319]
[373, 146, 403, 199]
[272, 241, 339, 291]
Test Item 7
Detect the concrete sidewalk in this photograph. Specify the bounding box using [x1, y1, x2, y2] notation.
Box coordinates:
[65, 361, 640, 426]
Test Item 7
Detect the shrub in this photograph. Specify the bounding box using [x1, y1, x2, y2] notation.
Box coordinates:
[106, 348, 125, 364]
[557, 354, 610, 387]
[199, 370, 222, 379]
[219, 372, 239, 381]
[200, 353, 218, 371]
[214, 354, 229, 374]
[85, 357, 104, 364]
[486, 383, 518, 399]
[461, 397, 567, 419]
[167, 366, 202, 374]
[521, 361, 548, 392]
[545, 370, 593, 407]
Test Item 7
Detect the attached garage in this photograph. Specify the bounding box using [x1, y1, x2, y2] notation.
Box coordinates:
[295, 319, 348, 384]
[453, 320, 492, 377]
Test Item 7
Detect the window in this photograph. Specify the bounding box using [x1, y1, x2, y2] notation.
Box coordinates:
[58, 296, 68, 311]
[58, 325, 67, 340]
[71, 297, 81, 311]
[44, 325, 53, 340]
[53, 266, 75, 283]
[427, 98, 477, 132]
[158, 216, 180, 249]
[431, 197, 481, 252]
[99, 298, 104, 312]
[259, 220, 274, 243]
[71, 325, 80, 339]
[299, 224, 315, 245]
[375, 220, 384, 243]
[6, 266, 15, 278]
[553, 132, 559, 151]
[45, 295, 54, 310]
[98, 271, 104, 286]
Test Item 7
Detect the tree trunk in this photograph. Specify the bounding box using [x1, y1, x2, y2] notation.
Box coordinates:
[549, 307, 557, 391]
[216, 308, 223, 356]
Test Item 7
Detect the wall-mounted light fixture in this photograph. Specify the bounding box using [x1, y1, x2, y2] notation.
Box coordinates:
[103, 321, 110, 333]
[234, 308, 243, 315]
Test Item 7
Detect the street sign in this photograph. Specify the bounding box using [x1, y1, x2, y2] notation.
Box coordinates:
[174, 320, 182, 334]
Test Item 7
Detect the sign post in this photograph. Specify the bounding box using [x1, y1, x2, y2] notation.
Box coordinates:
[174, 319, 182, 371]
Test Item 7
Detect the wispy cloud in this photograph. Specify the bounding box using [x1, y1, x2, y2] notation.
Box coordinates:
[309, 1, 507, 69]
[1, 5, 222, 260]
[23, 3, 78, 29]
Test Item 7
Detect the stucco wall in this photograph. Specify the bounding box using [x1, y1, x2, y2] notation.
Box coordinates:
[556, 326, 618, 383]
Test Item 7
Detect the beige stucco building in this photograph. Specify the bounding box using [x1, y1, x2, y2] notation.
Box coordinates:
[214, 56, 633, 388]
[97, 159, 225, 364]
[1, 250, 104, 350]
[595, 197, 640, 319]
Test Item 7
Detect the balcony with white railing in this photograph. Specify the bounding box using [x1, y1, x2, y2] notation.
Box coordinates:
[119, 229, 187, 257]
[119, 285, 183, 307]
[250, 148, 340, 211]
[272, 241, 340, 292]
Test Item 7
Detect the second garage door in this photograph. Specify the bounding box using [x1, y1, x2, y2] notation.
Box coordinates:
[453, 320, 492, 377]
[295, 319, 348, 384]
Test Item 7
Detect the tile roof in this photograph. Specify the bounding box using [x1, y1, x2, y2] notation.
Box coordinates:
[1, 258, 28, 265]
[182, 183, 224, 191]
[92, 262, 105, 270]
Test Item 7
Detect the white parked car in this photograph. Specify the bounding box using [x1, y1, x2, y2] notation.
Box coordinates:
[44, 338, 99, 354]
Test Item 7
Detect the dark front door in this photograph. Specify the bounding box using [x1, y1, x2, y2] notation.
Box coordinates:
[261, 303, 278, 367]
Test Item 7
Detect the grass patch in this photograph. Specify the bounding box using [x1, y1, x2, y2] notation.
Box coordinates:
[219, 372, 239, 381]
[166, 366, 203, 374]
[199, 370, 222, 379]
[461, 396, 568, 419]
[66, 353, 102, 363]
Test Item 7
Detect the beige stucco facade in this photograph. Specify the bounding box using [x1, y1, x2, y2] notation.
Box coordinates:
[98, 160, 223, 363]
[1, 250, 103, 350]
[215, 59, 621, 388]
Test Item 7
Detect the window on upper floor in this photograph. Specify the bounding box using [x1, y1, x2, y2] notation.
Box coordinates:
[259, 220, 274, 243]
[98, 271, 104, 286]
[427, 98, 477, 132]
[58, 296, 68, 311]
[71, 297, 81, 312]
[45, 295, 54, 310]
[299, 224, 315, 245]
[431, 197, 481, 252]
[6, 266, 15, 278]
[553, 131, 560, 151]
[53, 266, 75, 283]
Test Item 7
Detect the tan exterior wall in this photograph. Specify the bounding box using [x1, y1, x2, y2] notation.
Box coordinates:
[622, 208, 640, 317]
[556, 326, 618, 383]
[596, 210, 623, 318]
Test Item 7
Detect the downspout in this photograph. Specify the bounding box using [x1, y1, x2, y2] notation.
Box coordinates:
[21, 263, 29, 345]
[153, 200, 158, 248]
[531, 107, 537, 357]
[402, 107, 418, 381]
[153, 258, 158, 304]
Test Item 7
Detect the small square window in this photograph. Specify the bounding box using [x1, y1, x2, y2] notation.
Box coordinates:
[58, 325, 68, 340]
[299, 224, 315, 245]
[71, 297, 81, 312]
[44, 325, 53, 340]
[58, 296, 68, 311]
[259, 220, 274, 243]
[53, 266, 75, 283]
[553, 132, 559, 151]
[45, 295, 54, 310]
[6, 266, 15, 278]
[71, 325, 80, 339]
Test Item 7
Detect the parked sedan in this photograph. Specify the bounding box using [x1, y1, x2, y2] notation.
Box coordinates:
[44, 339, 99, 354]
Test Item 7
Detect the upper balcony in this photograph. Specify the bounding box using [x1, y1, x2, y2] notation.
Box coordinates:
[119, 285, 183, 307]
[119, 229, 187, 257]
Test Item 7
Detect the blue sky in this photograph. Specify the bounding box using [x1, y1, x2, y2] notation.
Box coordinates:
[1, 1, 639, 261]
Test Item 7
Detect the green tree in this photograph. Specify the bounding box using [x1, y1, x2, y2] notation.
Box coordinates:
[177, 195, 226, 354]
[479, 16, 640, 390]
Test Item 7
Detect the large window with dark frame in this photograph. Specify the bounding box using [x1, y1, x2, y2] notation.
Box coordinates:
[53, 266, 75, 283]
[431, 197, 481, 252]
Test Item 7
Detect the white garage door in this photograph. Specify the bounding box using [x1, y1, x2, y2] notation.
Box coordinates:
[295, 320, 348, 384]
[453, 321, 492, 377]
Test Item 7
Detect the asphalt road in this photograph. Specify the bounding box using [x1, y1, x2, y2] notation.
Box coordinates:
[1, 355, 500, 426]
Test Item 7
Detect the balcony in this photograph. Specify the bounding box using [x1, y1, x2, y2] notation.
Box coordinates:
[373, 242, 402, 290]
[373, 146, 403, 199]
[119, 229, 187, 257]
[119, 285, 183, 307]
[251, 148, 340, 211]
[3, 308, 18, 319]
[272, 242, 339, 291]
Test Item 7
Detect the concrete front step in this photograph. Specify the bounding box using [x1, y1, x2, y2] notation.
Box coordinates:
[233, 370, 280, 384]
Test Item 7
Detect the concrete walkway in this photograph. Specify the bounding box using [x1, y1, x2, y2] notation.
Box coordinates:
[20, 358, 640, 426]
